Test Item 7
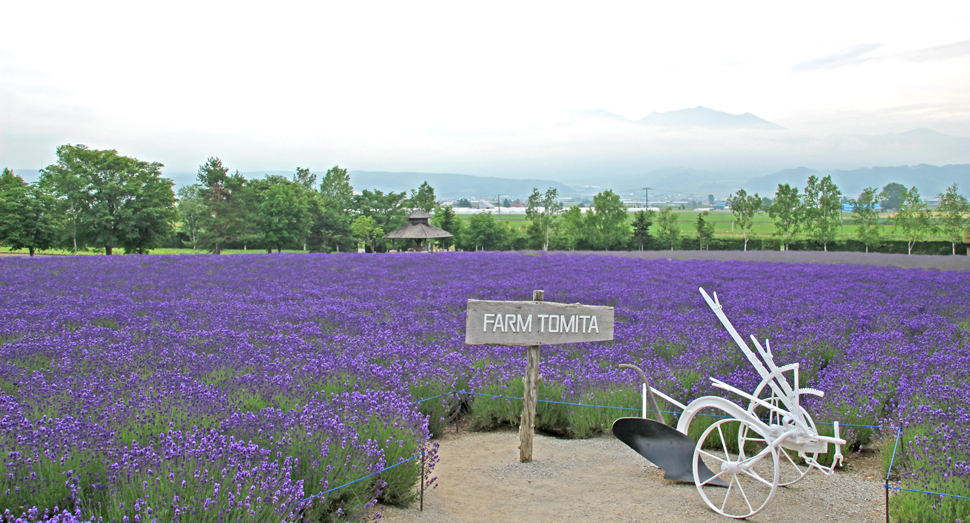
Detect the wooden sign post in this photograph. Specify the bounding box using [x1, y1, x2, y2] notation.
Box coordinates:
[465, 291, 614, 462]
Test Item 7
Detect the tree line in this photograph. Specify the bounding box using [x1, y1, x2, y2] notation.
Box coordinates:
[726, 177, 968, 255]
[3, 144, 969, 256]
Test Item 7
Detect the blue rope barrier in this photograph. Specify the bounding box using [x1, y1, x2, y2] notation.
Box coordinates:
[415, 390, 902, 427]
[294, 452, 421, 507]
[886, 427, 903, 482]
[410, 392, 453, 405]
[884, 486, 970, 501]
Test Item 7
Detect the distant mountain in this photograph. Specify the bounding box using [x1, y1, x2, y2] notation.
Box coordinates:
[576, 108, 631, 122]
[636, 106, 785, 130]
[348, 171, 576, 198]
[745, 164, 970, 198]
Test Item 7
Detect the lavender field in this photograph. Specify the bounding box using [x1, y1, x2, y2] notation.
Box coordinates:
[1, 253, 968, 522]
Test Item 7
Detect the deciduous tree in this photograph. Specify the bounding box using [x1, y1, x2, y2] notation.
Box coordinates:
[727, 189, 762, 251]
[40, 144, 175, 255]
[177, 184, 204, 249]
[558, 205, 586, 250]
[935, 183, 970, 255]
[526, 187, 562, 251]
[260, 179, 313, 253]
[892, 186, 936, 255]
[316, 165, 355, 252]
[408, 181, 437, 212]
[351, 214, 383, 253]
[38, 157, 86, 254]
[0, 169, 60, 255]
[353, 189, 408, 239]
[849, 187, 882, 253]
[657, 207, 680, 250]
[879, 183, 906, 211]
[119, 167, 177, 254]
[463, 212, 506, 251]
[767, 183, 802, 251]
[695, 210, 715, 250]
[803, 175, 842, 251]
[585, 190, 628, 250]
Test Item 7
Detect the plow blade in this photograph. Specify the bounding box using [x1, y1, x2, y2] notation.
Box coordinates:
[612, 417, 727, 487]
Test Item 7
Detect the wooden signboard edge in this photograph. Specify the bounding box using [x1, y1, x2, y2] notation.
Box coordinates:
[519, 289, 543, 463]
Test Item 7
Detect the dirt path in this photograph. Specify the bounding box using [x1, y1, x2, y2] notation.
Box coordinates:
[376, 428, 885, 523]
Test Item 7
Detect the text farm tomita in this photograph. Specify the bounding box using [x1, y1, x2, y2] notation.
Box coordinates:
[464, 299, 614, 346]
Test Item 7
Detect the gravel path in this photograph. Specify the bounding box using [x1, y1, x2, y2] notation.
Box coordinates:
[376, 429, 886, 523]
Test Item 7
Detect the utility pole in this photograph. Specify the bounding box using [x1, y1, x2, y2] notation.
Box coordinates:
[642, 187, 653, 210]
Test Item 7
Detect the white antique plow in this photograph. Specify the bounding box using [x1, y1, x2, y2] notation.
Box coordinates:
[612, 287, 845, 518]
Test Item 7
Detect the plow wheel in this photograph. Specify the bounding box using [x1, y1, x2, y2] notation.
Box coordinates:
[693, 418, 779, 519]
[751, 396, 820, 486]
[748, 377, 821, 487]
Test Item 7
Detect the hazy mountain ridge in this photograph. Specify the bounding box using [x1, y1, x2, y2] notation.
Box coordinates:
[635, 106, 786, 130]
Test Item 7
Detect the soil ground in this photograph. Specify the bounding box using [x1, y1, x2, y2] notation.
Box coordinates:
[376, 426, 887, 523]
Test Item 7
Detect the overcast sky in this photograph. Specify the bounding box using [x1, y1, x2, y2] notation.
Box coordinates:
[2, 1, 969, 178]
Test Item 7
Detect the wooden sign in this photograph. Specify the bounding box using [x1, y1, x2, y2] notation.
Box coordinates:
[464, 299, 614, 346]
[464, 292, 614, 463]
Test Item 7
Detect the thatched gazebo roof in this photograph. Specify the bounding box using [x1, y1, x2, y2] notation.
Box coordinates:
[383, 210, 453, 240]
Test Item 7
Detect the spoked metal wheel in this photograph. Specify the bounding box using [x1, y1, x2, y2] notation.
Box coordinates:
[748, 392, 819, 487]
[693, 418, 779, 519]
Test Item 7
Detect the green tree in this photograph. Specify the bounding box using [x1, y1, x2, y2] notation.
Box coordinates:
[235, 176, 274, 251]
[292, 167, 317, 192]
[177, 184, 204, 249]
[0, 169, 60, 255]
[525, 187, 562, 251]
[879, 182, 906, 211]
[260, 179, 313, 252]
[351, 214, 384, 252]
[558, 205, 587, 250]
[40, 144, 175, 255]
[708, 194, 715, 206]
[316, 165, 355, 252]
[430, 204, 462, 249]
[463, 212, 506, 251]
[631, 210, 655, 250]
[38, 157, 87, 254]
[767, 183, 802, 251]
[935, 183, 970, 255]
[119, 167, 177, 254]
[319, 166, 353, 211]
[656, 207, 681, 250]
[727, 189, 762, 251]
[196, 157, 246, 254]
[353, 189, 408, 240]
[585, 190, 628, 250]
[849, 187, 882, 253]
[695, 210, 715, 250]
[803, 175, 842, 251]
[892, 186, 936, 255]
[408, 181, 437, 212]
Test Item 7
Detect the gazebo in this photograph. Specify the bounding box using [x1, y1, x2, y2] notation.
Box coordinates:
[383, 210, 453, 252]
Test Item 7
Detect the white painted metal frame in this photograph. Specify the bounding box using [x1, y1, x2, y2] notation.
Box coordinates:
[644, 288, 846, 518]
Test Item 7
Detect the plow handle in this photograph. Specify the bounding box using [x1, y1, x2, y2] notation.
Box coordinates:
[619, 364, 666, 424]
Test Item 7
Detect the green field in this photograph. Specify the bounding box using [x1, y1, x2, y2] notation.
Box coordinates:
[463, 209, 940, 242]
